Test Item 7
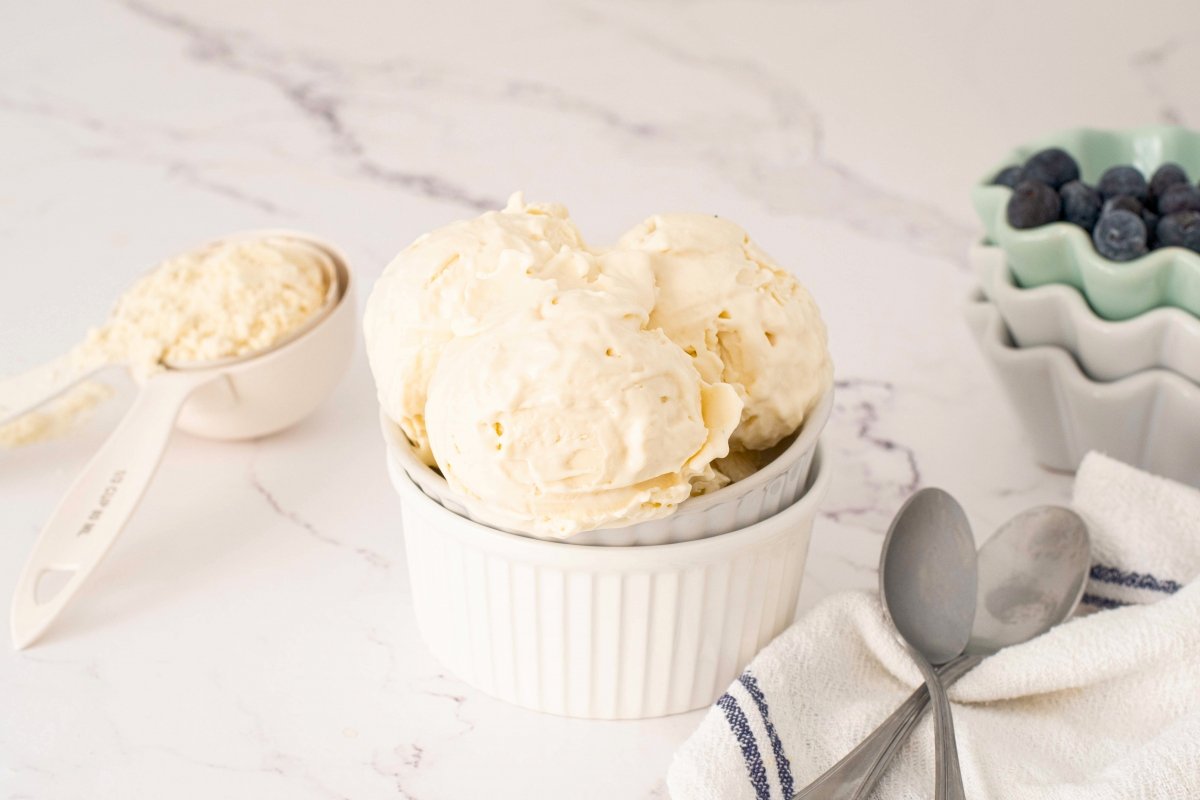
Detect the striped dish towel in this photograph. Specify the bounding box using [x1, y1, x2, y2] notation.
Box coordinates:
[1074, 452, 1199, 610]
[668, 451, 1200, 800]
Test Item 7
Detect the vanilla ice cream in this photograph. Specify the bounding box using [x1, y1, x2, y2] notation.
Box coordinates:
[424, 292, 742, 536]
[363, 192, 655, 464]
[619, 214, 832, 452]
[83, 236, 332, 377]
[365, 195, 832, 538]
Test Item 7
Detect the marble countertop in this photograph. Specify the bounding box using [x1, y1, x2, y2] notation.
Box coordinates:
[2, 1, 1194, 797]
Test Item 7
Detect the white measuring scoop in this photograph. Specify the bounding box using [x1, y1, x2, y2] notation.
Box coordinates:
[9, 229, 356, 649]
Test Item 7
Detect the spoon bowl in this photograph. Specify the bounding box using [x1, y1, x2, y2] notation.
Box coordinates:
[879, 488, 979, 665]
[968, 505, 1090, 655]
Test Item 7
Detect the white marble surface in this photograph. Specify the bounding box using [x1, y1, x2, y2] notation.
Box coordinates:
[2, 1, 1196, 797]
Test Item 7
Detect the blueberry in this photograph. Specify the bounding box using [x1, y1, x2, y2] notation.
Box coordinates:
[1092, 210, 1148, 261]
[1059, 181, 1101, 230]
[1157, 184, 1200, 215]
[1103, 195, 1143, 217]
[1149, 163, 1189, 206]
[1157, 211, 1200, 253]
[1006, 180, 1061, 229]
[1143, 210, 1160, 248]
[992, 165, 1022, 188]
[1098, 165, 1149, 203]
[1020, 148, 1080, 189]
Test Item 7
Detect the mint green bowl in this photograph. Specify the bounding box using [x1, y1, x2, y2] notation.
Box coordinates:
[972, 127, 1200, 321]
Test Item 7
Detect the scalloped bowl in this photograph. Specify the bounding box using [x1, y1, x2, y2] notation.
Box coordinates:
[971, 242, 1200, 384]
[965, 296, 1200, 486]
[972, 126, 1200, 321]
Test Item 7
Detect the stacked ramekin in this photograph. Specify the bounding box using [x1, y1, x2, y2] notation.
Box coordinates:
[382, 390, 833, 719]
[967, 127, 1200, 485]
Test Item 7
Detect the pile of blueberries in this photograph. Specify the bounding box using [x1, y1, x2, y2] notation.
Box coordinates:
[993, 148, 1200, 261]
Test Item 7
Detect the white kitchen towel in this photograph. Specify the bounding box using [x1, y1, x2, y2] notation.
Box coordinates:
[668, 452, 1200, 800]
[1074, 452, 1200, 610]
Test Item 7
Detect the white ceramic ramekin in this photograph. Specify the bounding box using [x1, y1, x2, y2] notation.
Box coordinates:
[965, 298, 1200, 486]
[384, 388, 832, 546]
[386, 439, 829, 719]
[971, 243, 1200, 385]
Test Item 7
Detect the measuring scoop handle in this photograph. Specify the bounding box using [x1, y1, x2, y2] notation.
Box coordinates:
[10, 370, 220, 649]
[0, 352, 105, 427]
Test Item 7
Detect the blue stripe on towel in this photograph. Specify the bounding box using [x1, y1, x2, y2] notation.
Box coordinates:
[717, 692, 771, 800]
[1081, 593, 1128, 610]
[1089, 564, 1181, 594]
[739, 673, 794, 798]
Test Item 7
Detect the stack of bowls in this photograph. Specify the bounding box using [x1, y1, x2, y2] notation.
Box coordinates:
[966, 127, 1200, 486]
[381, 390, 833, 719]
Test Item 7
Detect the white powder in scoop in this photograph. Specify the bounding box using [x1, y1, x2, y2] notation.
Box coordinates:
[82, 237, 332, 377]
[0, 236, 332, 448]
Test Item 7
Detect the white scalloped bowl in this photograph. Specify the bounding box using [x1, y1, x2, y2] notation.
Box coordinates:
[382, 387, 832, 546]
[965, 297, 1200, 486]
[971, 243, 1200, 384]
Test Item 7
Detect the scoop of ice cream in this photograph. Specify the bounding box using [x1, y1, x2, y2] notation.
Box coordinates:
[365, 196, 834, 537]
[364, 192, 655, 464]
[424, 292, 743, 537]
[619, 213, 832, 451]
[82, 236, 331, 377]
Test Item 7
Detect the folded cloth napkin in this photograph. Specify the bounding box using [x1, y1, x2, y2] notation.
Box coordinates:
[668, 452, 1200, 800]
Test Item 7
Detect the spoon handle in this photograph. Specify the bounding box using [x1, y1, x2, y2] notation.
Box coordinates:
[9, 369, 221, 649]
[0, 352, 106, 427]
[791, 655, 981, 800]
[912, 652, 966, 800]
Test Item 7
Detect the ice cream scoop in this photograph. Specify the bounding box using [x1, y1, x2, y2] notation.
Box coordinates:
[424, 291, 743, 537]
[619, 213, 832, 451]
[364, 192, 655, 464]
[9, 230, 355, 649]
[365, 195, 834, 538]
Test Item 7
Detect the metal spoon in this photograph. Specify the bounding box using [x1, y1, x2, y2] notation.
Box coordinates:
[793, 504, 1090, 800]
[879, 488, 977, 800]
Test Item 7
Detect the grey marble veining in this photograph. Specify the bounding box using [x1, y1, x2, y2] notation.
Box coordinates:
[2, 0, 1197, 797]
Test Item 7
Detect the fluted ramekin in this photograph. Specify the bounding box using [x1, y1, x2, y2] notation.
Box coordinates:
[971, 243, 1200, 384]
[383, 387, 832, 546]
[387, 439, 829, 719]
[965, 297, 1200, 485]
